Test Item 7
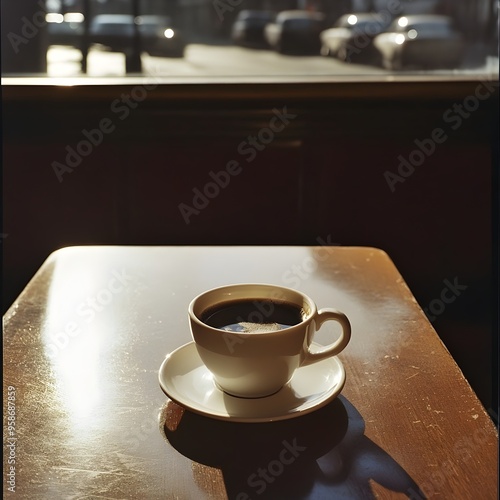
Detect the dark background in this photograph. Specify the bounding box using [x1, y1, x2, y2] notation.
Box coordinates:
[3, 79, 498, 418]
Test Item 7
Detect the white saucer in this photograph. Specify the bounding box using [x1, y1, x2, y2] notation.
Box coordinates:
[158, 342, 346, 423]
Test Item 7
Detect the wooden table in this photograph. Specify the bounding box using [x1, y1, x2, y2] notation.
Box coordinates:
[3, 246, 497, 499]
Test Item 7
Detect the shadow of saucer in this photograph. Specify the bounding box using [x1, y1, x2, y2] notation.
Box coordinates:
[161, 395, 426, 499]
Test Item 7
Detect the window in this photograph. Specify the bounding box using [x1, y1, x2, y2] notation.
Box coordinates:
[2, 0, 498, 79]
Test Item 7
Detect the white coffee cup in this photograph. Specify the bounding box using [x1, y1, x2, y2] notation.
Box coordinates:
[188, 283, 351, 398]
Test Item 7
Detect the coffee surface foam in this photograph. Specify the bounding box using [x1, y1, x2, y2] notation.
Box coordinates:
[222, 322, 282, 333]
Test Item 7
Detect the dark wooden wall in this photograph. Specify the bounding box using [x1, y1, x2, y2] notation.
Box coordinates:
[3, 79, 498, 412]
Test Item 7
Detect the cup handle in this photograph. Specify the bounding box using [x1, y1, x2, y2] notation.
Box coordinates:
[302, 308, 351, 365]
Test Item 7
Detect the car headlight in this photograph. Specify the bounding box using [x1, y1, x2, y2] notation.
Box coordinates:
[46, 13, 64, 24]
[395, 34, 405, 45]
[64, 13, 84, 23]
[407, 29, 418, 40]
[164, 29, 174, 39]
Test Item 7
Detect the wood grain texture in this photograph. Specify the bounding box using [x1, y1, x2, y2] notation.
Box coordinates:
[3, 246, 497, 499]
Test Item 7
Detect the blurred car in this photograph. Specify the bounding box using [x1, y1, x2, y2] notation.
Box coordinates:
[46, 12, 85, 46]
[231, 10, 276, 48]
[373, 15, 466, 70]
[320, 13, 391, 64]
[264, 10, 326, 54]
[90, 15, 186, 58]
[47, 13, 186, 58]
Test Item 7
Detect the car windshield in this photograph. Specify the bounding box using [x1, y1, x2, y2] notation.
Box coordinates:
[335, 14, 387, 29]
[284, 18, 321, 29]
[2, 0, 498, 79]
[405, 21, 454, 36]
[355, 20, 389, 32]
[390, 16, 454, 33]
[238, 11, 275, 22]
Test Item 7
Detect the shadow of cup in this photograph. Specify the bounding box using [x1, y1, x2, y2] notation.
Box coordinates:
[161, 394, 426, 499]
[162, 396, 349, 498]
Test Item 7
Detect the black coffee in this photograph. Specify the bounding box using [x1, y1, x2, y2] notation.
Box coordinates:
[201, 299, 304, 333]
